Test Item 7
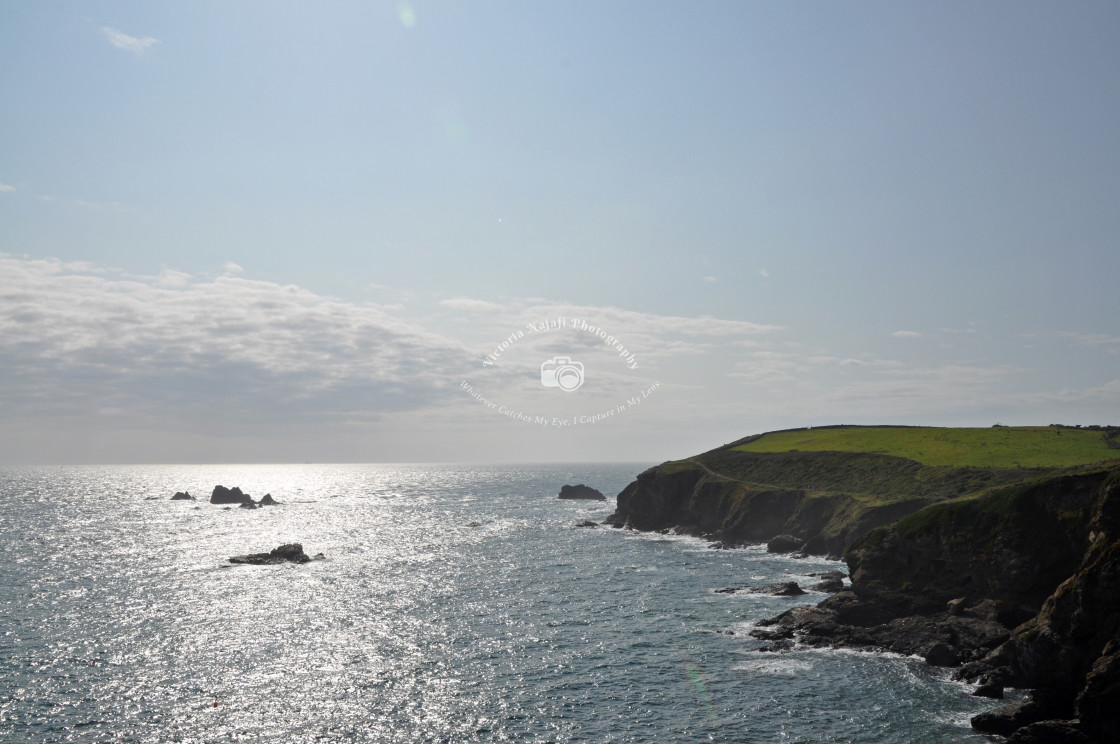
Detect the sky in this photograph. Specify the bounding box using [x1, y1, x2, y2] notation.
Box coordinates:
[1, 1, 1118, 465]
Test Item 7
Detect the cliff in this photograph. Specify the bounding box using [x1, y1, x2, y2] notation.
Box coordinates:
[609, 426, 1120, 741]
[607, 445, 1056, 557]
[750, 465, 1120, 743]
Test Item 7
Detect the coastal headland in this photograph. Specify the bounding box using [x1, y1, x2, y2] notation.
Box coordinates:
[606, 425, 1120, 742]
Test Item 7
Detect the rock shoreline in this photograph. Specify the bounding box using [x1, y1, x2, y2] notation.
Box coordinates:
[743, 467, 1120, 743]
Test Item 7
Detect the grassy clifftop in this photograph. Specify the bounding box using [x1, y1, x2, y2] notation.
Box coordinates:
[608, 425, 1120, 556]
[731, 425, 1120, 468]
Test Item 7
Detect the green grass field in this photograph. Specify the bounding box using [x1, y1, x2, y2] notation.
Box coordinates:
[732, 426, 1119, 468]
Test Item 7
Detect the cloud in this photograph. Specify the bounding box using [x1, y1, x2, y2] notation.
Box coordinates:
[521, 302, 782, 337]
[1057, 332, 1120, 348]
[223, 261, 244, 275]
[0, 255, 471, 426]
[439, 297, 505, 312]
[702, 276, 718, 283]
[0, 183, 15, 193]
[892, 330, 922, 338]
[101, 26, 159, 55]
[759, 268, 770, 278]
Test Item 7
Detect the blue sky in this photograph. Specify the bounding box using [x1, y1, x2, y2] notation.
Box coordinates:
[2, 1, 1118, 464]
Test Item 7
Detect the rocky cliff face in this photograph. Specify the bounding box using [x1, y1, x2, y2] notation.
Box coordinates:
[606, 458, 936, 557]
[750, 466, 1120, 743]
[992, 470, 1120, 742]
[847, 472, 1109, 620]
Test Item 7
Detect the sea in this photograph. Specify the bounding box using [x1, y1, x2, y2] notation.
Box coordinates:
[0, 463, 1006, 743]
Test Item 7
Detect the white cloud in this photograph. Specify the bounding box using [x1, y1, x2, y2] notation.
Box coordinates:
[223, 261, 244, 275]
[0, 255, 471, 425]
[892, 330, 921, 338]
[702, 276, 718, 283]
[0, 183, 15, 193]
[101, 26, 159, 55]
[522, 302, 782, 337]
[439, 297, 505, 312]
[759, 268, 770, 278]
[1058, 331, 1120, 348]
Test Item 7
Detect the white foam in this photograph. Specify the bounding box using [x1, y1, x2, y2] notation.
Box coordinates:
[730, 656, 815, 675]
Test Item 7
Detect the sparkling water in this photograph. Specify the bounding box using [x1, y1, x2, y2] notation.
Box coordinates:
[0, 464, 1001, 742]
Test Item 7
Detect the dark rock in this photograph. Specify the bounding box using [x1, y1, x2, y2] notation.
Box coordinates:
[749, 626, 793, 641]
[947, 597, 967, 615]
[171, 491, 195, 501]
[925, 642, 960, 667]
[972, 682, 1005, 699]
[807, 570, 847, 580]
[257, 493, 280, 506]
[1077, 642, 1120, 743]
[238, 501, 257, 509]
[971, 694, 1068, 737]
[714, 586, 744, 594]
[210, 485, 254, 505]
[575, 520, 599, 528]
[809, 577, 845, 593]
[313, 553, 326, 560]
[465, 521, 483, 528]
[750, 581, 806, 597]
[229, 543, 312, 565]
[971, 699, 1044, 737]
[767, 534, 803, 553]
[1006, 720, 1092, 743]
[558, 484, 606, 501]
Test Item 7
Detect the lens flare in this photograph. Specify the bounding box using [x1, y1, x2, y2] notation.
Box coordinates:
[397, 2, 417, 29]
[684, 660, 719, 726]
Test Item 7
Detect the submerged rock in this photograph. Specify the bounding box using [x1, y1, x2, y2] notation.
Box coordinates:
[171, 491, 195, 501]
[718, 582, 807, 596]
[228, 543, 312, 565]
[558, 484, 606, 501]
[575, 520, 599, 528]
[750, 581, 807, 596]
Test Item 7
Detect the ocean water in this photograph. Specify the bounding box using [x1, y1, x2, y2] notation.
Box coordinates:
[0, 464, 1003, 743]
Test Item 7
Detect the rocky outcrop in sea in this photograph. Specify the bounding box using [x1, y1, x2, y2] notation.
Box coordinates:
[210, 485, 254, 506]
[228, 543, 315, 565]
[558, 484, 606, 500]
[208, 485, 281, 508]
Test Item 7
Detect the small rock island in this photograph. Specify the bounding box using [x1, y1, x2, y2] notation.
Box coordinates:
[229, 543, 315, 565]
[558, 484, 606, 501]
[209, 485, 281, 508]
